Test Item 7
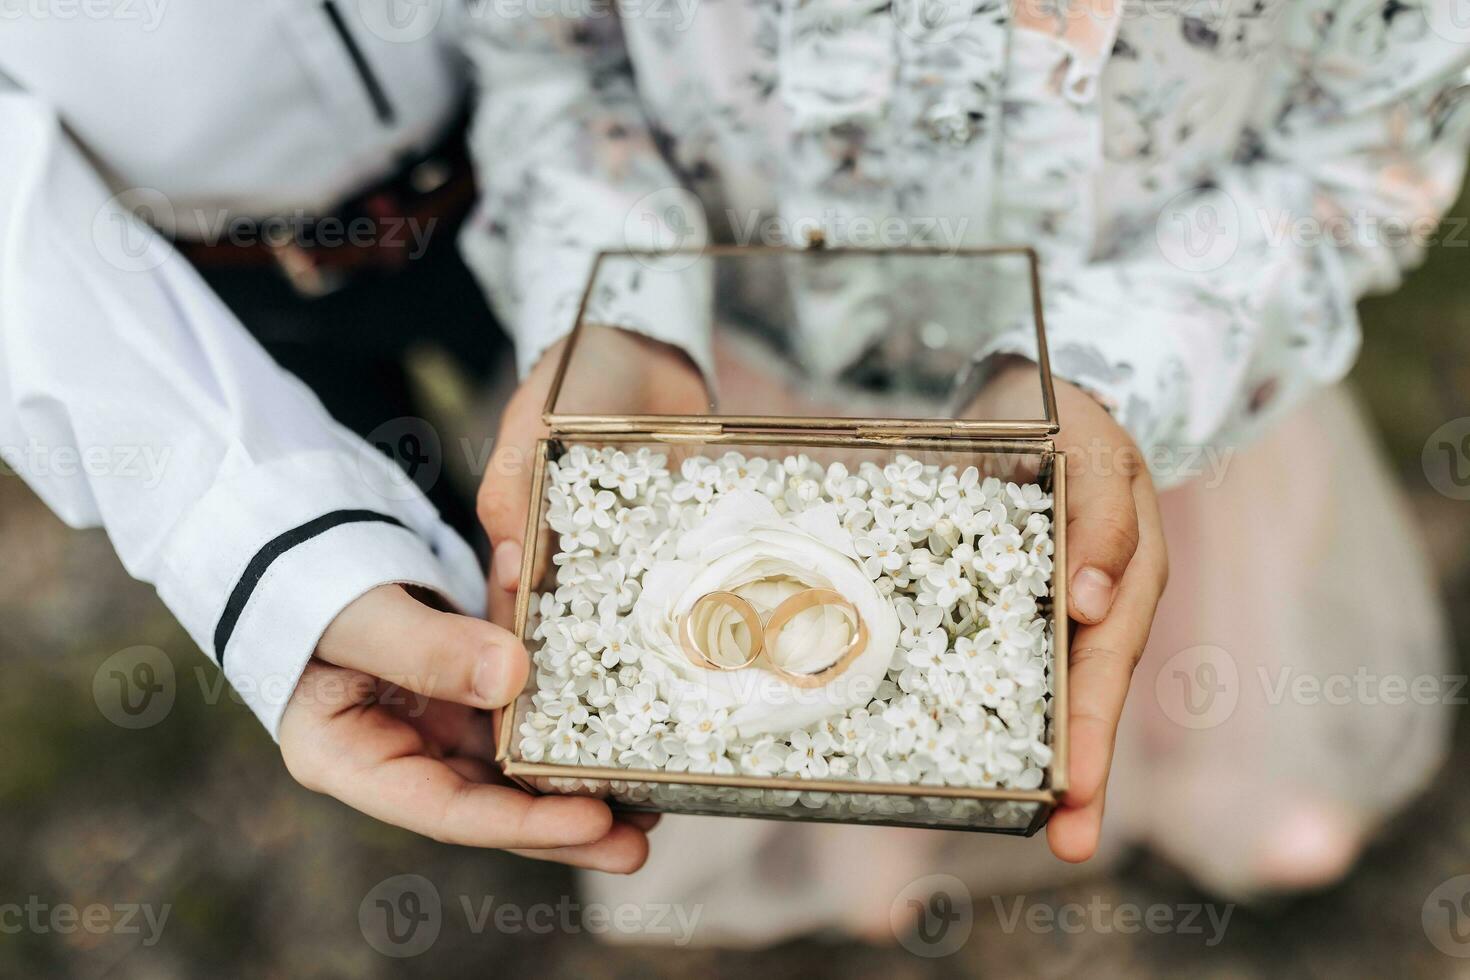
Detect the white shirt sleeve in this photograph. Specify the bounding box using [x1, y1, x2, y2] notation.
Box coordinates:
[984, 12, 1470, 488]
[455, 9, 714, 379]
[0, 90, 485, 738]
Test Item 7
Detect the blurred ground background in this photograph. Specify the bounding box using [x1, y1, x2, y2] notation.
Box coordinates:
[3, 190, 1470, 978]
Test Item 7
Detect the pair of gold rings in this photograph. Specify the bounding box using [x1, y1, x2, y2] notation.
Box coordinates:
[678, 588, 868, 689]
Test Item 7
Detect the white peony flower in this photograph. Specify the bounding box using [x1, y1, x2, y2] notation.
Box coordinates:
[631, 490, 900, 737]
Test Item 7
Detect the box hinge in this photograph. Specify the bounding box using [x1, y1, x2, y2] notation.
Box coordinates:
[547, 418, 724, 439]
[650, 423, 725, 443]
[855, 423, 958, 441]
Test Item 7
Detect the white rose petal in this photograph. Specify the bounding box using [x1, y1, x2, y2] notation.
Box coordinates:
[633, 491, 901, 736]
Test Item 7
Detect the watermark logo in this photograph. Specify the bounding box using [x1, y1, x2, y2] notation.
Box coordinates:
[359, 878, 703, 953]
[891, 874, 973, 957]
[892, 0, 974, 43]
[623, 186, 706, 271]
[1423, 875, 1470, 957]
[1424, 0, 1470, 43]
[1154, 187, 1240, 273]
[1155, 644, 1238, 730]
[359, 875, 442, 958]
[360, 416, 443, 501]
[1423, 417, 1470, 501]
[93, 187, 175, 273]
[93, 646, 176, 730]
[358, 0, 444, 42]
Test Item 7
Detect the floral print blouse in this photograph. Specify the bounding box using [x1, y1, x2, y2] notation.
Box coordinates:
[458, 0, 1470, 485]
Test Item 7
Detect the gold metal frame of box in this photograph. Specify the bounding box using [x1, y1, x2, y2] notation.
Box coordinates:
[540, 244, 1060, 440]
[496, 434, 1070, 821]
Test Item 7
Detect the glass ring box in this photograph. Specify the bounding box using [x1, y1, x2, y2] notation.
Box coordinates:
[496, 245, 1068, 835]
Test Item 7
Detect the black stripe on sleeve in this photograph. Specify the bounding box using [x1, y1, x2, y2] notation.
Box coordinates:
[213, 509, 410, 666]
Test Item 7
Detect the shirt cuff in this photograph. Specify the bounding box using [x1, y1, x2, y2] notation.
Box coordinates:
[965, 283, 1193, 489]
[154, 450, 484, 738]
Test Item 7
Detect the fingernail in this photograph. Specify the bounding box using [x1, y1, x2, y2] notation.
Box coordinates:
[1072, 566, 1115, 622]
[494, 539, 523, 593]
[472, 654, 509, 708]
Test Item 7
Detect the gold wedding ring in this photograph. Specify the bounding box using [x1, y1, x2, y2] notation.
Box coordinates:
[762, 589, 868, 689]
[678, 587, 867, 688]
[679, 591, 764, 671]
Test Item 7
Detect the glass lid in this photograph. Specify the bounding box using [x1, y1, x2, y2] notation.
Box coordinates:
[545, 245, 1058, 437]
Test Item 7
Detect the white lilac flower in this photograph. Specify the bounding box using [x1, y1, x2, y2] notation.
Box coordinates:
[612, 682, 669, 735]
[785, 730, 835, 778]
[907, 500, 941, 540]
[608, 505, 654, 546]
[971, 665, 1018, 709]
[581, 675, 619, 709]
[922, 558, 976, 610]
[674, 704, 729, 746]
[906, 547, 938, 580]
[1012, 767, 1045, 790]
[936, 465, 979, 502]
[881, 696, 930, 754]
[855, 529, 905, 578]
[1006, 482, 1051, 513]
[627, 723, 673, 767]
[547, 716, 585, 763]
[572, 483, 617, 531]
[782, 453, 816, 479]
[871, 500, 913, 538]
[823, 464, 869, 516]
[992, 614, 1041, 656]
[582, 716, 616, 764]
[910, 725, 961, 778]
[740, 738, 789, 776]
[597, 451, 649, 499]
[883, 458, 933, 501]
[520, 446, 1056, 799]
[836, 708, 876, 755]
[717, 452, 770, 493]
[781, 476, 822, 513]
[944, 631, 998, 674]
[683, 741, 736, 775]
[975, 526, 1026, 585]
[951, 500, 994, 540]
[987, 585, 1039, 623]
[904, 630, 946, 671]
[895, 599, 944, 649]
[671, 457, 719, 503]
[588, 613, 639, 670]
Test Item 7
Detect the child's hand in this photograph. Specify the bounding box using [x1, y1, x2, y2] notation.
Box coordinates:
[976, 367, 1170, 861]
[1023, 371, 1170, 863]
[1047, 378, 1169, 862]
[277, 584, 656, 871]
[477, 328, 709, 628]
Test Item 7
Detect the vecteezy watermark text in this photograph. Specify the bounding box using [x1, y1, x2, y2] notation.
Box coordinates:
[991, 894, 1233, 946]
[359, 875, 703, 957]
[0, 440, 172, 490]
[0, 897, 170, 947]
[0, 0, 167, 30]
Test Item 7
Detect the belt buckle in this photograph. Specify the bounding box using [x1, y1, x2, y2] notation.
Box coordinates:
[265, 224, 346, 299]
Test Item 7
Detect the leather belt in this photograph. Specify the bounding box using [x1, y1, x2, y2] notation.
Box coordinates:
[176, 124, 476, 298]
